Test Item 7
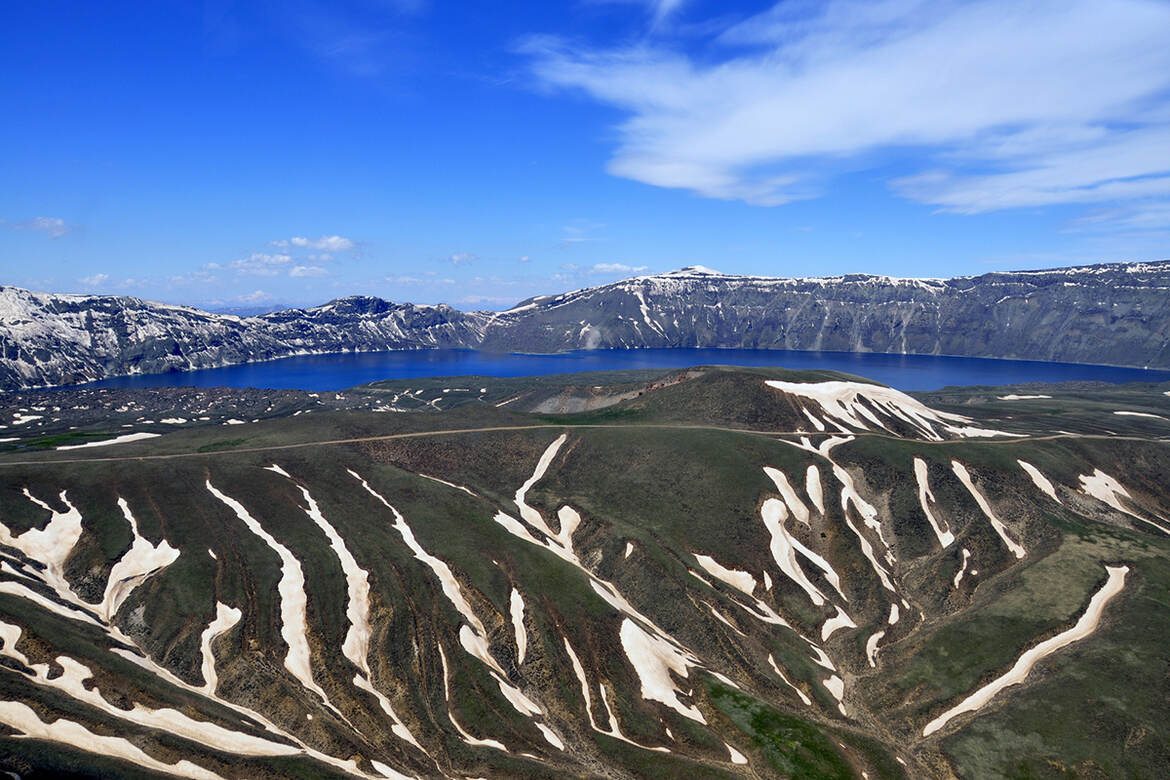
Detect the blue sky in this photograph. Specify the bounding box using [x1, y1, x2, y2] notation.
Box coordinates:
[2, 0, 1169, 310]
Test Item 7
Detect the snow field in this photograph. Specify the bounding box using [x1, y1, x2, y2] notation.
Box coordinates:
[619, 619, 706, 724]
[511, 588, 528, 665]
[765, 380, 1011, 440]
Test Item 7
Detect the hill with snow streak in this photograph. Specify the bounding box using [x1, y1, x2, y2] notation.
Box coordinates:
[3, 259, 1170, 389]
[0, 367, 1167, 778]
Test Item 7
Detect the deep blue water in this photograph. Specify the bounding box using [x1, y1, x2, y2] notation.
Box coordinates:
[78, 348, 1170, 392]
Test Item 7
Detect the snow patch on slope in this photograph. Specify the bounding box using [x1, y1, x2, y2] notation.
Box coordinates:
[913, 458, 955, 548]
[694, 554, 756, 595]
[1078, 469, 1170, 535]
[268, 466, 420, 749]
[765, 380, 1010, 440]
[923, 565, 1129, 736]
[619, 618, 706, 724]
[952, 462, 1026, 559]
[57, 432, 160, 450]
[1018, 460, 1061, 504]
[205, 482, 341, 718]
[199, 602, 242, 694]
[99, 498, 180, 622]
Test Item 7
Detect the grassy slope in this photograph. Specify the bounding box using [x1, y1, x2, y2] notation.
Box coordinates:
[0, 367, 1166, 778]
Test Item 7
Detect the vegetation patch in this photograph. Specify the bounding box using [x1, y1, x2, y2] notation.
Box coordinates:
[708, 683, 856, 779]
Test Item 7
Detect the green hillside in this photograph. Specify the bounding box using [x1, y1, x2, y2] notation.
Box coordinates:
[0, 367, 1167, 778]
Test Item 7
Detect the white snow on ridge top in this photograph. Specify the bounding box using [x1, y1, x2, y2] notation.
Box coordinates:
[765, 380, 1010, 441]
[661, 265, 722, 277]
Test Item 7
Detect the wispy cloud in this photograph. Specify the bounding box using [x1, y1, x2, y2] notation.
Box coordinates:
[223, 1, 428, 80]
[290, 264, 329, 277]
[79, 273, 109, 287]
[457, 294, 519, 306]
[591, 262, 648, 274]
[386, 275, 455, 284]
[270, 235, 355, 251]
[525, 0, 1170, 218]
[593, 0, 688, 27]
[445, 252, 477, 264]
[231, 252, 292, 276]
[557, 220, 604, 248]
[11, 216, 74, 238]
[1068, 202, 1170, 232]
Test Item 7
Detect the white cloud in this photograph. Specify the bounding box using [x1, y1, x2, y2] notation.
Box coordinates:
[591, 263, 648, 274]
[237, 290, 272, 304]
[271, 235, 355, 251]
[12, 216, 72, 238]
[386, 275, 455, 284]
[79, 273, 109, 286]
[231, 252, 292, 276]
[446, 252, 477, 264]
[170, 268, 219, 285]
[595, 0, 688, 26]
[289, 265, 329, 277]
[526, 0, 1170, 216]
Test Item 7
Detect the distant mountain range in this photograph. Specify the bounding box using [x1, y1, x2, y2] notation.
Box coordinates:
[2, 260, 1169, 390]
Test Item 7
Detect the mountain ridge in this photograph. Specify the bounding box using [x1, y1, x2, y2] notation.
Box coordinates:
[3, 258, 1169, 390]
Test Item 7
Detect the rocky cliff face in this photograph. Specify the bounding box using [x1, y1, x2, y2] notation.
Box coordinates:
[2, 260, 1168, 390]
[0, 288, 490, 390]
